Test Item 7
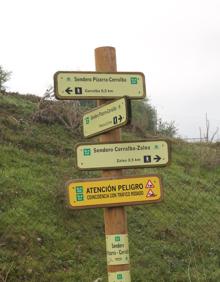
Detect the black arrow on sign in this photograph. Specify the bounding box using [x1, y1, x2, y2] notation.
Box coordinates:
[118, 115, 123, 123]
[154, 155, 161, 162]
[65, 87, 73, 94]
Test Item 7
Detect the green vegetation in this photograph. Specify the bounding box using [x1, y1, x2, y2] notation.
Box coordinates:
[0, 66, 11, 92]
[0, 92, 219, 281]
[130, 100, 157, 136]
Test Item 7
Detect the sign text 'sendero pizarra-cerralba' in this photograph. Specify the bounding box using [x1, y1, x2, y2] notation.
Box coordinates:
[54, 71, 146, 99]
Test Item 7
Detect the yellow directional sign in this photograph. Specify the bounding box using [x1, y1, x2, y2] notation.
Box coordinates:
[66, 175, 163, 209]
[83, 97, 131, 138]
[54, 71, 146, 100]
[76, 140, 170, 170]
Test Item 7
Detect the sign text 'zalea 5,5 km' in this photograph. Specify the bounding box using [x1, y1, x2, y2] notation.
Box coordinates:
[66, 175, 163, 209]
[54, 71, 146, 100]
[76, 140, 170, 170]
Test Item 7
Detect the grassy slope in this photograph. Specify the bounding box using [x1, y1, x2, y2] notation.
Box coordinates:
[0, 93, 219, 282]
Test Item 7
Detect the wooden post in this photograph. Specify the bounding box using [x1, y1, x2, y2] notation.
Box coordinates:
[95, 47, 131, 281]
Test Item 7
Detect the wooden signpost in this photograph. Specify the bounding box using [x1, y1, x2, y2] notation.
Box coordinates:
[54, 46, 171, 282]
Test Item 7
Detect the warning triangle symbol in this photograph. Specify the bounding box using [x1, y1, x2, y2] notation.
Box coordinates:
[146, 180, 154, 188]
[147, 189, 156, 197]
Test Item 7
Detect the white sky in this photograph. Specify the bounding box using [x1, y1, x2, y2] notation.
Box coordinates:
[0, 0, 220, 140]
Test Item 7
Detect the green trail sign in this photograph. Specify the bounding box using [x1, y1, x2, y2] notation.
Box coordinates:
[76, 140, 170, 170]
[83, 97, 131, 138]
[54, 71, 146, 100]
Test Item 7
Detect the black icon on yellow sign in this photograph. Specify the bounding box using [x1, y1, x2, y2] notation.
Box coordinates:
[113, 115, 123, 124]
[75, 87, 82, 94]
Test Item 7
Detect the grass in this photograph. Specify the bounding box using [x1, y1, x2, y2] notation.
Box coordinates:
[0, 92, 220, 281]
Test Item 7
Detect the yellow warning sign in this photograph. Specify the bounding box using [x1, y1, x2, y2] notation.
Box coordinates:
[66, 175, 163, 209]
[54, 71, 146, 100]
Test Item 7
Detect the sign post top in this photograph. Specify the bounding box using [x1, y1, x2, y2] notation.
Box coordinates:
[54, 71, 146, 100]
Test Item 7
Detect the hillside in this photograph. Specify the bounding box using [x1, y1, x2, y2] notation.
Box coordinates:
[0, 92, 220, 282]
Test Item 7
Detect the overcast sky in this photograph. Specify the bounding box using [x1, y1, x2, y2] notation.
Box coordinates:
[0, 0, 219, 140]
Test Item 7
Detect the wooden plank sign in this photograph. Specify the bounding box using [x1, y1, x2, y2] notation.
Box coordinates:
[76, 140, 170, 170]
[83, 97, 131, 138]
[66, 175, 163, 209]
[54, 71, 146, 100]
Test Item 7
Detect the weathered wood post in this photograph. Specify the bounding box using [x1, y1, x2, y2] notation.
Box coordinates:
[95, 46, 131, 281]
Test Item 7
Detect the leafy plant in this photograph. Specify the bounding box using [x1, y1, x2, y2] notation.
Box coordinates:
[0, 66, 11, 92]
[129, 99, 157, 136]
[157, 118, 178, 137]
[32, 87, 83, 136]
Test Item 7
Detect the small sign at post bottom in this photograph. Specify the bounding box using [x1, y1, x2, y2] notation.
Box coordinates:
[106, 234, 129, 265]
[108, 271, 131, 282]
